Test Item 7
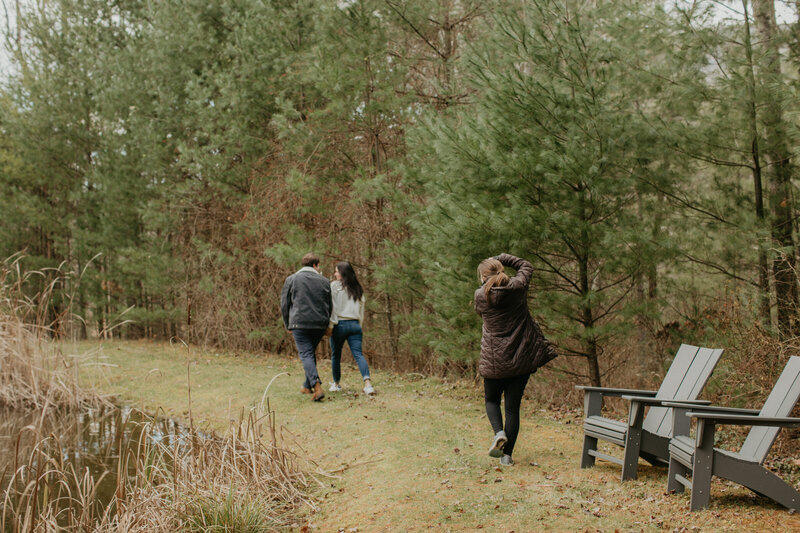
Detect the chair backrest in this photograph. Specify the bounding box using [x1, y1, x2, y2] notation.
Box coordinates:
[642, 344, 724, 436]
[739, 356, 800, 464]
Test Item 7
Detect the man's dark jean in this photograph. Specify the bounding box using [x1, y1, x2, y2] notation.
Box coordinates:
[292, 328, 326, 389]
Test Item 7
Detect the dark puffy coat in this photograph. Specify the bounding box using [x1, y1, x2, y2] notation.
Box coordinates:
[474, 254, 557, 379]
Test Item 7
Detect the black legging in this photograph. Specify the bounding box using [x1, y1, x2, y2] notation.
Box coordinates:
[484, 373, 531, 457]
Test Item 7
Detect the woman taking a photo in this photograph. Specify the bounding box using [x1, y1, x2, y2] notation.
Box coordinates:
[475, 253, 557, 465]
[328, 261, 375, 395]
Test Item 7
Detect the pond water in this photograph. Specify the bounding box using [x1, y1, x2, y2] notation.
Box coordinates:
[0, 405, 194, 525]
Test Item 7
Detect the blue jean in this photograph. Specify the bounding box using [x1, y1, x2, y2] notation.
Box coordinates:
[292, 329, 326, 389]
[330, 320, 370, 383]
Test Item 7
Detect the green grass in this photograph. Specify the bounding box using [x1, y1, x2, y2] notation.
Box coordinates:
[72, 339, 800, 532]
[182, 488, 276, 533]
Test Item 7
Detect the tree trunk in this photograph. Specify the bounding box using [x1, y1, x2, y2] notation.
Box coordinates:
[578, 186, 601, 386]
[753, 0, 797, 336]
[100, 260, 109, 339]
[441, 3, 453, 96]
[743, 0, 772, 325]
[647, 195, 661, 300]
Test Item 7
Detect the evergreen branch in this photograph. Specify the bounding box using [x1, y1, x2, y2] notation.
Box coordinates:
[600, 357, 630, 380]
[566, 311, 593, 326]
[592, 282, 634, 323]
[1, 0, 12, 49]
[679, 136, 762, 158]
[531, 250, 581, 294]
[395, 86, 472, 106]
[639, 112, 757, 167]
[671, 2, 736, 80]
[669, 143, 754, 169]
[548, 366, 587, 380]
[338, 148, 359, 170]
[384, 1, 448, 61]
[595, 273, 634, 294]
[554, 345, 593, 359]
[633, 174, 739, 228]
[428, 3, 484, 29]
[681, 252, 760, 288]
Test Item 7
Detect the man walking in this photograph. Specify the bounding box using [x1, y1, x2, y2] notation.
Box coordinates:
[280, 253, 332, 401]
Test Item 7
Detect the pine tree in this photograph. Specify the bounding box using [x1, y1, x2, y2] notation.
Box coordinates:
[406, 0, 684, 385]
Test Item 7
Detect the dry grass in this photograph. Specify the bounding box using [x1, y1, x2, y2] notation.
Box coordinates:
[73, 340, 800, 532]
[1, 401, 318, 532]
[0, 254, 105, 410]
[0, 256, 319, 531]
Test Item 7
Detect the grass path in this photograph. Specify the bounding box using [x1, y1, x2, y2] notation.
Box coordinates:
[74, 340, 799, 532]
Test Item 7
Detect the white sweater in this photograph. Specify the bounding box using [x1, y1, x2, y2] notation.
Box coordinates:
[329, 280, 365, 327]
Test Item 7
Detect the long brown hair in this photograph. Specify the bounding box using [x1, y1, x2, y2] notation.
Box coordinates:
[478, 258, 509, 303]
[336, 261, 363, 301]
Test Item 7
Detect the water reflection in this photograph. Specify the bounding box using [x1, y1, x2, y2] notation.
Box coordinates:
[0, 405, 195, 516]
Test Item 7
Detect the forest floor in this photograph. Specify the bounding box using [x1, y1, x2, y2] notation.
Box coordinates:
[72, 339, 799, 532]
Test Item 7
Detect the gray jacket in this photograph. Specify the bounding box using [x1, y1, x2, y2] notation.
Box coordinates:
[280, 267, 332, 330]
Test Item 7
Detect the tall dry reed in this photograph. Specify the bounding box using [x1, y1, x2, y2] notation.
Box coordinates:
[0, 254, 105, 410]
[1, 402, 319, 532]
[0, 255, 320, 531]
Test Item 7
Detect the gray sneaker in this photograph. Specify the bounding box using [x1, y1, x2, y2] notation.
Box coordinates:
[488, 431, 507, 458]
[500, 454, 514, 466]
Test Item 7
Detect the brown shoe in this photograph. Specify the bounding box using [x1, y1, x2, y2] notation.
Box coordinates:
[312, 382, 325, 402]
[300, 387, 312, 394]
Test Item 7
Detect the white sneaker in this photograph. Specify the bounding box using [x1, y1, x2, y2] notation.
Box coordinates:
[329, 382, 342, 392]
[488, 431, 507, 458]
[363, 384, 375, 395]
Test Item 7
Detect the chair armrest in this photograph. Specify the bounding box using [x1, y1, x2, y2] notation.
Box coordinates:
[662, 402, 760, 415]
[578, 386, 657, 418]
[621, 397, 710, 427]
[686, 412, 800, 428]
[623, 396, 712, 406]
[575, 386, 657, 397]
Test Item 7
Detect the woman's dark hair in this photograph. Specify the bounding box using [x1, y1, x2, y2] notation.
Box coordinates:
[336, 261, 363, 302]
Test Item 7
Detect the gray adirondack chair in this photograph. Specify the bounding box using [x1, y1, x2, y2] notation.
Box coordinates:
[577, 344, 723, 481]
[666, 356, 800, 511]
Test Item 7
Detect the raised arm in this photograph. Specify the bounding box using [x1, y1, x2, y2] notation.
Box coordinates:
[495, 253, 533, 289]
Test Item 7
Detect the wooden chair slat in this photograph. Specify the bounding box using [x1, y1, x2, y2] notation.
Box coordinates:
[667, 356, 800, 511]
[579, 343, 722, 482]
[644, 347, 722, 436]
[740, 357, 800, 463]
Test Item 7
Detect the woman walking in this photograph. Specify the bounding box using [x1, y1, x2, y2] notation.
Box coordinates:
[475, 253, 557, 465]
[328, 261, 375, 395]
